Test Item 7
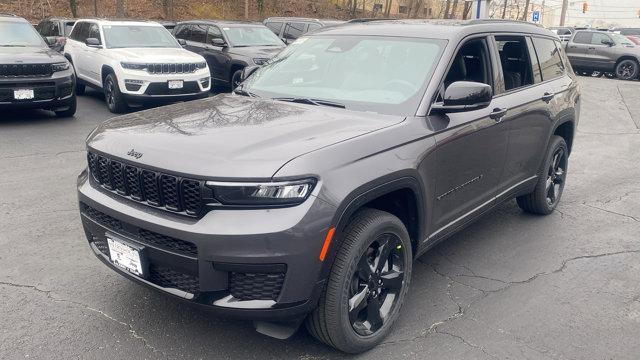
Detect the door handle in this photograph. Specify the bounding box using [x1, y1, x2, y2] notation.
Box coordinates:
[489, 107, 508, 121]
[542, 92, 555, 102]
[588, 47, 595, 50]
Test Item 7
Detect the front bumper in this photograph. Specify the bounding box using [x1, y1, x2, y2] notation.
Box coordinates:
[118, 67, 211, 99]
[77, 169, 336, 319]
[0, 70, 74, 110]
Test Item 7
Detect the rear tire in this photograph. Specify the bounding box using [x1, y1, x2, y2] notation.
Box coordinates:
[306, 208, 413, 353]
[615, 59, 639, 80]
[104, 73, 128, 113]
[517, 136, 568, 215]
[54, 94, 77, 118]
[75, 82, 86, 95]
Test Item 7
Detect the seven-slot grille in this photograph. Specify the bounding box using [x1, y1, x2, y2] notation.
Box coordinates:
[87, 152, 204, 216]
[0, 64, 53, 77]
[147, 63, 198, 74]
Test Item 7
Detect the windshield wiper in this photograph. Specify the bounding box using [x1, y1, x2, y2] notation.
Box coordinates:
[273, 97, 346, 109]
[0, 44, 27, 47]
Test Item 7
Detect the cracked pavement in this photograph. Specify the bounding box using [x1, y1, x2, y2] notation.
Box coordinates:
[1, 78, 639, 359]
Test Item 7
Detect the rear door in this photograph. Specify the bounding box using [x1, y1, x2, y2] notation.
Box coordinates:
[282, 22, 308, 44]
[565, 31, 592, 68]
[204, 25, 231, 82]
[66, 22, 90, 79]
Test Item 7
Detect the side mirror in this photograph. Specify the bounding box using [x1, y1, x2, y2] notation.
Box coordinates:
[210, 38, 227, 47]
[240, 65, 260, 82]
[601, 39, 614, 46]
[85, 38, 101, 48]
[177, 38, 187, 46]
[431, 81, 492, 113]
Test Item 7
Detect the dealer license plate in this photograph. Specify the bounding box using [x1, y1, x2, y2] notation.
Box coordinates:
[107, 236, 144, 277]
[168, 80, 183, 89]
[14, 89, 34, 100]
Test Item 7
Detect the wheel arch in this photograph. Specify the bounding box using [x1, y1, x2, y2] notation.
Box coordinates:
[229, 61, 248, 82]
[552, 118, 575, 154]
[616, 55, 640, 67]
[320, 173, 427, 280]
[100, 65, 116, 87]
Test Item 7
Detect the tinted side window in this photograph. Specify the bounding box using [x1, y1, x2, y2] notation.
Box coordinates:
[265, 21, 283, 35]
[206, 26, 223, 44]
[495, 36, 535, 91]
[87, 23, 101, 43]
[64, 22, 75, 37]
[189, 24, 207, 43]
[70, 22, 88, 42]
[443, 37, 492, 90]
[525, 37, 542, 83]
[532, 37, 564, 81]
[573, 31, 592, 44]
[591, 32, 612, 45]
[50, 22, 60, 36]
[308, 23, 321, 32]
[283, 22, 307, 41]
[173, 24, 189, 40]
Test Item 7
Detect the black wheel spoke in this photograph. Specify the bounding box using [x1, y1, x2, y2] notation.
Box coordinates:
[348, 286, 369, 322]
[367, 297, 383, 332]
[381, 271, 403, 290]
[357, 255, 373, 281]
[373, 235, 392, 273]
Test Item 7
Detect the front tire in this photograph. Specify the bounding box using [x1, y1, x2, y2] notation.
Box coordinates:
[615, 59, 639, 80]
[104, 73, 128, 113]
[231, 69, 243, 91]
[517, 135, 569, 215]
[306, 209, 413, 353]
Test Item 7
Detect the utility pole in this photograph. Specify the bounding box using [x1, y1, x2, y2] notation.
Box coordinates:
[245, 0, 249, 19]
[559, 0, 568, 26]
[93, 0, 97, 16]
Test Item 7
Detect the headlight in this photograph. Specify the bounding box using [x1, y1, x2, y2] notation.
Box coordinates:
[253, 58, 269, 65]
[206, 179, 315, 207]
[121, 62, 148, 71]
[195, 62, 207, 70]
[52, 62, 70, 72]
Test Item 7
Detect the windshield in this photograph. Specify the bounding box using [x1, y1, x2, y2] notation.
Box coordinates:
[612, 33, 634, 46]
[222, 26, 284, 47]
[103, 25, 180, 49]
[0, 21, 46, 47]
[242, 35, 445, 116]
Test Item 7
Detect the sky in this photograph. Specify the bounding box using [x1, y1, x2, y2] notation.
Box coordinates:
[541, 0, 640, 27]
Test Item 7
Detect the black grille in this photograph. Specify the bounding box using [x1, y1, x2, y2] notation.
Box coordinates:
[0, 63, 52, 77]
[138, 229, 197, 257]
[147, 63, 198, 74]
[87, 152, 204, 217]
[149, 265, 199, 294]
[82, 204, 198, 258]
[145, 81, 200, 95]
[229, 271, 285, 301]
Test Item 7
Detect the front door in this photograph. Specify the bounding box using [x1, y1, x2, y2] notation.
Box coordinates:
[565, 31, 592, 69]
[428, 36, 509, 235]
[205, 25, 231, 83]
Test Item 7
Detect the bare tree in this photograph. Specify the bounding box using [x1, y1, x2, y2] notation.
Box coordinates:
[115, 0, 125, 17]
[443, 0, 451, 18]
[450, 0, 459, 19]
[69, 0, 78, 17]
[502, 0, 508, 18]
[522, 0, 530, 20]
[384, 0, 392, 18]
[463, 0, 473, 19]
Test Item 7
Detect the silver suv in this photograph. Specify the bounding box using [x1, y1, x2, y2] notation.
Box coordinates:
[566, 30, 640, 80]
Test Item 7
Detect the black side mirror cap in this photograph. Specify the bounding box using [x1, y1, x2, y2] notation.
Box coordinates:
[211, 38, 227, 47]
[431, 81, 492, 114]
[177, 38, 187, 46]
[601, 40, 614, 46]
[85, 38, 101, 47]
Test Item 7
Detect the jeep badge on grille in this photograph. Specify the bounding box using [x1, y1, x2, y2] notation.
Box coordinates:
[127, 149, 143, 159]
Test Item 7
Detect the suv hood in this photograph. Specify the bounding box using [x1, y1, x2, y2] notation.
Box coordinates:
[0, 47, 65, 64]
[107, 47, 204, 63]
[227, 45, 285, 59]
[87, 94, 403, 178]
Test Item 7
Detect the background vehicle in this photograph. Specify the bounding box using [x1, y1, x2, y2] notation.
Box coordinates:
[77, 20, 578, 353]
[158, 20, 176, 31]
[549, 26, 573, 42]
[174, 20, 285, 90]
[614, 27, 640, 36]
[626, 35, 640, 45]
[64, 19, 210, 113]
[566, 30, 640, 80]
[35, 17, 75, 52]
[0, 14, 76, 117]
[263, 17, 345, 44]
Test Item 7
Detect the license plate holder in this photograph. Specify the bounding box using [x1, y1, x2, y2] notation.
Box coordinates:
[14, 89, 35, 100]
[168, 80, 183, 89]
[106, 234, 148, 278]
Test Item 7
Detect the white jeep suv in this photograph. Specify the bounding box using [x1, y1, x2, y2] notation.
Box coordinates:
[65, 19, 210, 113]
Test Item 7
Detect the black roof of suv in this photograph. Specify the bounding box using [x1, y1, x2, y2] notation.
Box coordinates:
[78, 19, 579, 353]
[0, 14, 76, 116]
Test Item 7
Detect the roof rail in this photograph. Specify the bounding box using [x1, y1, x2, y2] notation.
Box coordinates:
[466, 19, 544, 27]
[347, 18, 396, 23]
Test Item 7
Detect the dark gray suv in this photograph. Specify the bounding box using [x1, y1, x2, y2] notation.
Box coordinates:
[77, 19, 580, 353]
[566, 30, 640, 80]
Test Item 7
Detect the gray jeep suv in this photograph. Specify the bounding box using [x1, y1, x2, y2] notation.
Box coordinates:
[566, 30, 640, 80]
[77, 19, 580, 353]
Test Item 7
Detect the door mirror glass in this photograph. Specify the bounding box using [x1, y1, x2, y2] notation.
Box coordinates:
[177, 38, 187, 46]
[210, 38, 226, 47]
[85, 37, 101, 47]
[432, 81, 492, 113]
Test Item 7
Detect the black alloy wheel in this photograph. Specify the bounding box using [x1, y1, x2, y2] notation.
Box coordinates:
[545, 146, 567, 207]
[616, 59, 639, 80]
[349, 233, 406, 336]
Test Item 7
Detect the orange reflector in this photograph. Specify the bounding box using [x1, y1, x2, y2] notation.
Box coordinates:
[319, 227, 335, 262]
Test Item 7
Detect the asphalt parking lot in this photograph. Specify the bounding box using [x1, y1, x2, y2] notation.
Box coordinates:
[1, 77, 639, 359]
